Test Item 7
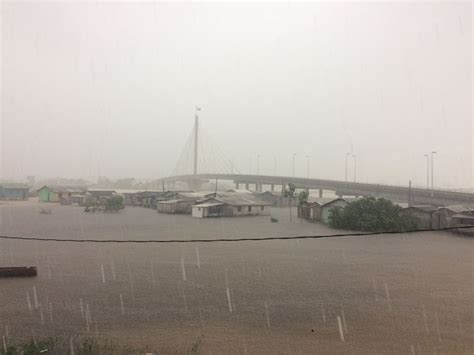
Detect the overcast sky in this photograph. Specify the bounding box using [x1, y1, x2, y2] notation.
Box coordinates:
[1, 1, 472, 188]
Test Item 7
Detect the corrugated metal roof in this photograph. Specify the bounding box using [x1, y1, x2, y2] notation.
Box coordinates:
[0, 183, 30, 189]
[437, 205, 471, 214]
[193, 202, 224, 208]
[210, 194, 270, 206]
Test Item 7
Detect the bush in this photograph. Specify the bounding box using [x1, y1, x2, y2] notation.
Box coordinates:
[328, 197, 418, 232]
[104, 195, 124, 212]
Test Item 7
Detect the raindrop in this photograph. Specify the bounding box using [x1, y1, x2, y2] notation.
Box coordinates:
[181, 257, 187, 281]
[101, 264, 106, 284]
[70, 336, 75, 355]
[80, 298, 84, 319]
[264, 302, 270, 328]
[341, 309, 347, 332]
[226, 288, 233, 313]
[4, 325, 9, 341]
[110, 258, 116, 281]
[119, 294, 125, 316]
[3, 335, 7, 353]
[26, 291, 32, 313]
[410, 344, 416, 355]
[49, 302, 53, 323]
[195, 246, 201, 269]
[337, 316, 345, 342]
[435, 313, 442, 342]
[182, 288, 188, 312]
[225, 269, 232, 313]
[384, 283, 392, 312]
[39, 304, 45, 325]
[422, 304, 429, 335]
[33, 286, 39, 309]
[321, 304, 326, 324]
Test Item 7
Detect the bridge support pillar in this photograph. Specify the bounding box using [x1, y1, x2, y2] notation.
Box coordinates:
[235, 183, 239, 190]
[245, 183, 249, 190]
[271, 184, 274, 192]
[319, 188, 323, 198]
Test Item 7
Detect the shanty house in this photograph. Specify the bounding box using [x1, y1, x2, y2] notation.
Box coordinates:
[400, 205, 437, 229]
[192, 194, 271, 218]
[432, 205, 472, 228]
[0, 183, 30, 200]
[157, 199, 197, 214]
[37, 186, 85, 203]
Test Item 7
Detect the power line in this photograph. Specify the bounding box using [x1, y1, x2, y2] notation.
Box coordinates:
[0, 225, 472, 244]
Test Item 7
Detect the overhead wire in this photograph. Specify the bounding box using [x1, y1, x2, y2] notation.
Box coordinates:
[0, 225, 472, 244]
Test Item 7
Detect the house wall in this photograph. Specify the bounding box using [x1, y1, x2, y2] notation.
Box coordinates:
[192, 206, 205, 218]
[321, 200, 348, 224]
[38, 188, 52, 202]
[0, 188, 29, 200]
[157, 202, 177, 213]
[226, 205, 270, 217]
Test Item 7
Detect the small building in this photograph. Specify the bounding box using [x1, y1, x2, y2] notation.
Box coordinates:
[0, 183, 30, 200]
[192, 195, 271, 218]
[37, 186, 85, 203]
[432, 205, 472, 229]
[192, 202, 225, 218]
[157, 199, 197, 214]
[85, 189, 116, 205]
[401, 205, 437, 229]
[297, 198, 351, 223]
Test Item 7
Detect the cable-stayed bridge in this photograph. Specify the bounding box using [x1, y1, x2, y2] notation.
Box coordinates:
[161, 114, 474, 207]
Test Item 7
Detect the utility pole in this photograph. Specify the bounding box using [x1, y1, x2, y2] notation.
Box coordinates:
[194, 107, 201, 176]
[345, 153, 350, 182]
[431, 151, 437, 192]
[292, 154, 296, 177]
[424, 154, 430, 189]
[256, 154, 260, 175]
[273, 155, 277, 176]
[306, 155, 310, 179]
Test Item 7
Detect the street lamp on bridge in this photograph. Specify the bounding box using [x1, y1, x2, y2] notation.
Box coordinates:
[345, 152, 351, 182]
[292, 154, 297, 177]
[431, 151, 437, 192]
[256, 154, 260, 175]
[352, 154, 357, 183]
[306, 155, 310, 179]
[424, 154, 430, 189]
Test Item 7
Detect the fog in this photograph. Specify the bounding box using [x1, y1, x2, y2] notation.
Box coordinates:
[1, 2, 472, 188]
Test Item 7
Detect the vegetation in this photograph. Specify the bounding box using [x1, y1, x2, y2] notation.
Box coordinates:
[104, 196, 124, 212]
[282, 183, 296, 221]
[297, 190, 308, 206]
[328, 197, 418, 232]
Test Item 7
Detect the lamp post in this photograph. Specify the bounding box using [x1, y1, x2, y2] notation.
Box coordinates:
[256, 154, 260, 176]
[345, 152, 351, 182]
[431, 151, 437, 191]
[306, 155, 310, 179]
[273, 155, 277, 176]
[292, 154, 296, 177]
[424, 154, 430, 189]
[352, 154, 357, 183]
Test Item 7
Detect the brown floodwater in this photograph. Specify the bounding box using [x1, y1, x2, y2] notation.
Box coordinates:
[0, 200, 472, 354]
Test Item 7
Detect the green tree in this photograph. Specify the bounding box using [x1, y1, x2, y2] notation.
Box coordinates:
[298, 190, 309, 206]
[328, 197, 418, 232]
[282, 183, 296, 221]
[104, 195, 124, 212]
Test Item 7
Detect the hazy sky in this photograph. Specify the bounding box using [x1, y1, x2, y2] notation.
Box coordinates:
[1, 1, 472, 188]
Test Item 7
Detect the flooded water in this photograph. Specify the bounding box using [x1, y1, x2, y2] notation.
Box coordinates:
[0, 201, 472, 354]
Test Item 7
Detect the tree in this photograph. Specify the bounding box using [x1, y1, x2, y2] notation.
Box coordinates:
[282, 183, 296, 221]
[298, 190, 309, 206]
[104, 195, 124, 212]
[328, 197, 418, 232]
